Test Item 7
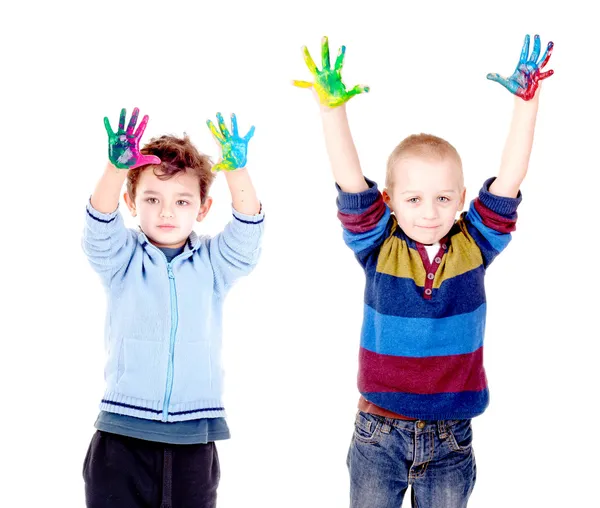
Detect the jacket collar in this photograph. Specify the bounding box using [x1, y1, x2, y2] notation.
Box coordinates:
[136, 229, 202, 255]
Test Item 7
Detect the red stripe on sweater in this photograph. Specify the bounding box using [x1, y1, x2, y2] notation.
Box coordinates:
[474, 198, 516, 233]
[337, 196, 386, 234]
[358, 346, 487, 394]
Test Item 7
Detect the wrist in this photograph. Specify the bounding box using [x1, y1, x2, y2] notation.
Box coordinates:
[223, 167, 249, 178]
[104, 161, 129, 178]
[515, 87, 541, 110]
[320, 102, 346, 116]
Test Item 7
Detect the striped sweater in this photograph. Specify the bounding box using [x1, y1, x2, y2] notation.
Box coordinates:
[337, 177, 522, 420]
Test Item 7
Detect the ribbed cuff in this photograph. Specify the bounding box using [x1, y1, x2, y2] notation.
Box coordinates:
[336, 177, 380, 212]
[478, 177, 522, 216]
[231, 203, 264, 224]
[85, 198, 122, 230]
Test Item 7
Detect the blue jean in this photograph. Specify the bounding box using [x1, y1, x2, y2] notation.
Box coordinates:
[347, 411, 476, 508]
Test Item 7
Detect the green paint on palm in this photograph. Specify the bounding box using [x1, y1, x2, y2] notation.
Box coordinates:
[207, 113, 255, 173]
[104, 108, 160, 170]
[293, 36, 369, 108]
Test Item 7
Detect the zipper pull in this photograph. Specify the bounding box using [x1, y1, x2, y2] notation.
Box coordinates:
[167, 264, 174, 279]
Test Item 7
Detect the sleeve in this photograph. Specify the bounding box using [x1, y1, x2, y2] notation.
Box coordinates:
[336, 177, 392, 268]
[208, 204, 265, 294]
[81, 199, 138, 288]
[463, 177, 523, 268]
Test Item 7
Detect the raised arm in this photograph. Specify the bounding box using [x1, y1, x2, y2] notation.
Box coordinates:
[83, 107, 160, 286]
[205, 112, 264, 293]
[487, 34, 554, 198]
[294, 36, 370, 193]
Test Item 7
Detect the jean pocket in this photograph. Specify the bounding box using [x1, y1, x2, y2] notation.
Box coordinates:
[446, 419, 474, 453]
[353, 411, 383, 444]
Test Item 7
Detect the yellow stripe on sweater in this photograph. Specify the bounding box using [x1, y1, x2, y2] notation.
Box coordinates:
[376, 217, 483, 288]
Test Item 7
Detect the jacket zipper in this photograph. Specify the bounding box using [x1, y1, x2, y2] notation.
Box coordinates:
[162, 263, 179, 421]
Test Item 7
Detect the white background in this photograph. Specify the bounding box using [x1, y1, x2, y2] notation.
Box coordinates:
[2, 0, 599, 506]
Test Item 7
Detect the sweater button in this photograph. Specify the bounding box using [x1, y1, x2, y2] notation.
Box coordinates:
[434, 257, 441, 263]
[424, 289, 432, 296]
[427, 273, 434, 280]
[417, 421, 426, 429]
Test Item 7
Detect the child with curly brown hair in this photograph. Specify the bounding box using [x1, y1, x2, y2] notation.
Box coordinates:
[81, 108, 264, 508]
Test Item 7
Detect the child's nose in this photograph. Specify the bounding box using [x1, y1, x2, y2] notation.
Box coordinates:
[423, 202, 438, 219]
[160, 207, 174, 218]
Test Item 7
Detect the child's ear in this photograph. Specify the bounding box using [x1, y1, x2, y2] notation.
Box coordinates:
[196, 196, 213, 222]
[382, 188, 392, 207]
[459, 187, 467, 210]
[123, 192, 137, 217]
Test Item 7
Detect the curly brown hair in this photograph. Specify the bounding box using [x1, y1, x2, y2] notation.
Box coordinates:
[126, 134, 215, 203]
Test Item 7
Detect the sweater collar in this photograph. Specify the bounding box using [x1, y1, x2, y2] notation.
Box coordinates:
[136, 229, 202, 254]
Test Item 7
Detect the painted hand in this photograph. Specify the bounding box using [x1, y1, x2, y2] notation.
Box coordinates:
[293, 36, 369, 108]
[104, 108, 161, 169]
[207, 113, 255, 172]
[487, 34, 554, 101]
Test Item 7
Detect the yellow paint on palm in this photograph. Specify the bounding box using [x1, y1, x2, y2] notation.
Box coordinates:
[293, 36, 369, 108]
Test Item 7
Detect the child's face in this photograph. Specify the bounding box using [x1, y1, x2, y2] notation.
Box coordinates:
[383, 156, 466, 245]
[124, 167, 212, 249]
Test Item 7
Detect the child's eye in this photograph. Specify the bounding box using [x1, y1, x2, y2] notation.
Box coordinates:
[146, 198, 158, 204]
[407, 197, 420, 204]
[177, 200, 189, 206]
[438, 196, 450, 203]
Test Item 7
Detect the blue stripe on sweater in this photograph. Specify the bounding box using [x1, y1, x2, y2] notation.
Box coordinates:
[101, 399, 225, 416]
[234, 214, 264, 225]
[465, 204, 511, 254]
[342, 208, 391, 257]
[365, 266, 486, 318]
[86, 208, 117, 224]
[361, 303, 486, 357]
[362, 389, 489, 420]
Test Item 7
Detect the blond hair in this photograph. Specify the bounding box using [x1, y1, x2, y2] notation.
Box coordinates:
[385, 133, 463, 189]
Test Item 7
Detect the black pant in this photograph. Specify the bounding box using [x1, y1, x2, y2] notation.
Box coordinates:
[83, 431, 220, 508]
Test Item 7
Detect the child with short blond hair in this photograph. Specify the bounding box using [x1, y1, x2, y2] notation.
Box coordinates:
[294, 34, 553, 507]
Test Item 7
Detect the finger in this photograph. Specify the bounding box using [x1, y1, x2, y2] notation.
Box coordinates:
[538, 69, 554, 80]
[486, 72, 506, 83]
[118, 108, 126, 132]
[538, 41, 554, 69]
[134, 114, 150, 139]
[126, 107, 139, 136]
[529, 34, 541, 64]
[244, 125, 255, 141]
[207, 119, 224, 142]
[348, 84, 370, 97]
[486, 73, 519, 94]
[231, 113, 239, 137]
[138, 154, 162, 166]
[104, 117, 115, 138]
[212, 161, 233, 173]
[519, 34, 530, 66]
[217, 112, 230, 138]
[292, 80, 314, 88]
[334, 45, 346, 73]
[321, 36, 331, 70]
[302, 46, 319, 75]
